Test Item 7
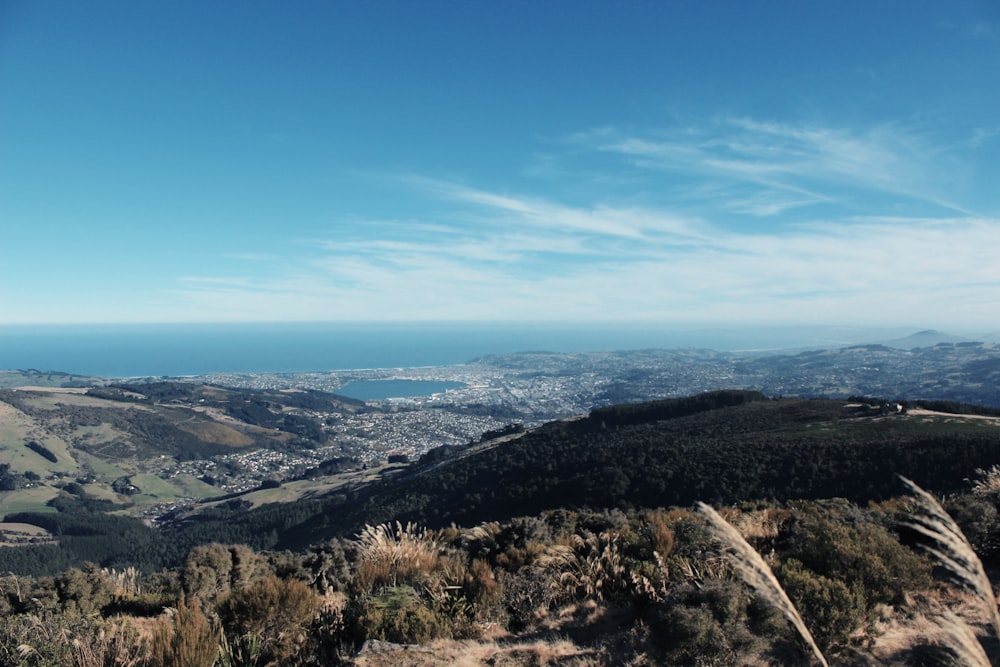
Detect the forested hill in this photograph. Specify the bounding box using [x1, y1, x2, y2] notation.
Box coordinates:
[276, 391, 1000, 547]
[5, 390, 1000, 575]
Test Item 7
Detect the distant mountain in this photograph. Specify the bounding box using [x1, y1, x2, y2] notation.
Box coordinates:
[879, 329, 973, 349]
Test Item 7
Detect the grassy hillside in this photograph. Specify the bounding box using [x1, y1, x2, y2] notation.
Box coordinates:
[0, 369, 106, 389]
[0, 382, 358, 515]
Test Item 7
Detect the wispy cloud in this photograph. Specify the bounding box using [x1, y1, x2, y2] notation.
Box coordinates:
[408, 176, 703, 242]
[156, 117, 997, 328]
[577, 118, 973, 217]
[970, 20, 999, 40]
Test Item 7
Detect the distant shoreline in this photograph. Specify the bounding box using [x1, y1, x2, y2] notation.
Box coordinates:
[0, 323, 990, 379]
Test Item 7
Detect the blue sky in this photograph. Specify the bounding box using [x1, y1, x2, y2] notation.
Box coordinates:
[1, 1, 999, 329]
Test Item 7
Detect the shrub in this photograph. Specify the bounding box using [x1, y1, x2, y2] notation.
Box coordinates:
[299, 539, 356, 594]
[780, 501, 933, 611]
[647, 579, 784, 666]
[182, 544, 265, 604]
[218, 575, 320, 665]
[56, 564, 112, 618]
[148, 595, 219, 667]
[348, 585, 450, 645]
[498, 566, 559, 631]
[464, 558, 501, 618]
[774, 558, 866, 650]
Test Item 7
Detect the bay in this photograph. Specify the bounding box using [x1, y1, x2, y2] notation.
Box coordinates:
[335, 379, 466, 400]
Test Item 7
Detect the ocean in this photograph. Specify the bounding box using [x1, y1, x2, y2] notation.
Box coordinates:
[0, 322, 913, 378]
[0, 322, 685, 377]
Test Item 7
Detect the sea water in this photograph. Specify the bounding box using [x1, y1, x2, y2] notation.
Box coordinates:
[0, 322, 912, 378]
[0, 322, 687, 377]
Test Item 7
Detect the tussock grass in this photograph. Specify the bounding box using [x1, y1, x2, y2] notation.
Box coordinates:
[871, 600, 992, 667]
[70, 623, 147, 667]
[899, 476, 1000, 641]
[919, 611, 991, 667]
[536, 530, 664, 604]
[356, 521, 443, 591]
[697, 502, 829, 667]
[973, 465, 1000, 499]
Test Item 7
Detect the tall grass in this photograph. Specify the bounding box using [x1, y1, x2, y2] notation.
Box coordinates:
[899, 476, 1000, 641]
[699, 478, 1000, 666]
[355, 521, 442, 591]
[539, 531, 629, 602]
[925, 611, 992, 667]
[697, 502, 830, 667]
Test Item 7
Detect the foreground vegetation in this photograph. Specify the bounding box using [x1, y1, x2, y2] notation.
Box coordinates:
[4, 473, 1000, 665]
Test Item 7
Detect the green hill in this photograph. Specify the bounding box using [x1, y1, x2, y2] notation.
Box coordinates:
[274, 391, 1000, 548]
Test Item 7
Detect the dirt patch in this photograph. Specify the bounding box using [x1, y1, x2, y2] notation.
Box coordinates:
[175, 420, 255, 447]
[12, 386, 90, 394]
[906, 408, 1000, 424]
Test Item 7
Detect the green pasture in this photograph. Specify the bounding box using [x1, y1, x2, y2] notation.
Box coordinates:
[0, 486, 59, 517]
[128, 473, 216, 507]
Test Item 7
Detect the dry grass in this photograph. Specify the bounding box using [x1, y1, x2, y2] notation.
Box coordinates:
[868, 593, 992, 667]
[899, 476, 1000, 640]
[697, 502, 829, 667]
[972, 464, 1000, 499]
[729, 507, 788, 542]
[104, 566, 143, 598]
[356, 522, 445, 592]
[550, 530, 663, 603]
[351, 637, 598, 666]
[70, 622, 147, 667]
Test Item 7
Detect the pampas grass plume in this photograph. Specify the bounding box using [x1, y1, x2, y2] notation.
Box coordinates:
[697, 502, 829, 667]
[900, 476, 1000, 641]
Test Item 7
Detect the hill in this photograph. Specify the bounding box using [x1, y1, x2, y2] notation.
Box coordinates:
[4, 391, 1000, 665]
[879, 328, 973, 349]
[271, 391, 1000, 548]
[0, 382, 366, 517]
[5, 390, 1000, 576]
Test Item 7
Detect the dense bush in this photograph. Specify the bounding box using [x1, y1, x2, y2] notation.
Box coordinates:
[346, 585, 450, 645]
[218, 575, 320, 664]
[25, 440, 58, 463]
